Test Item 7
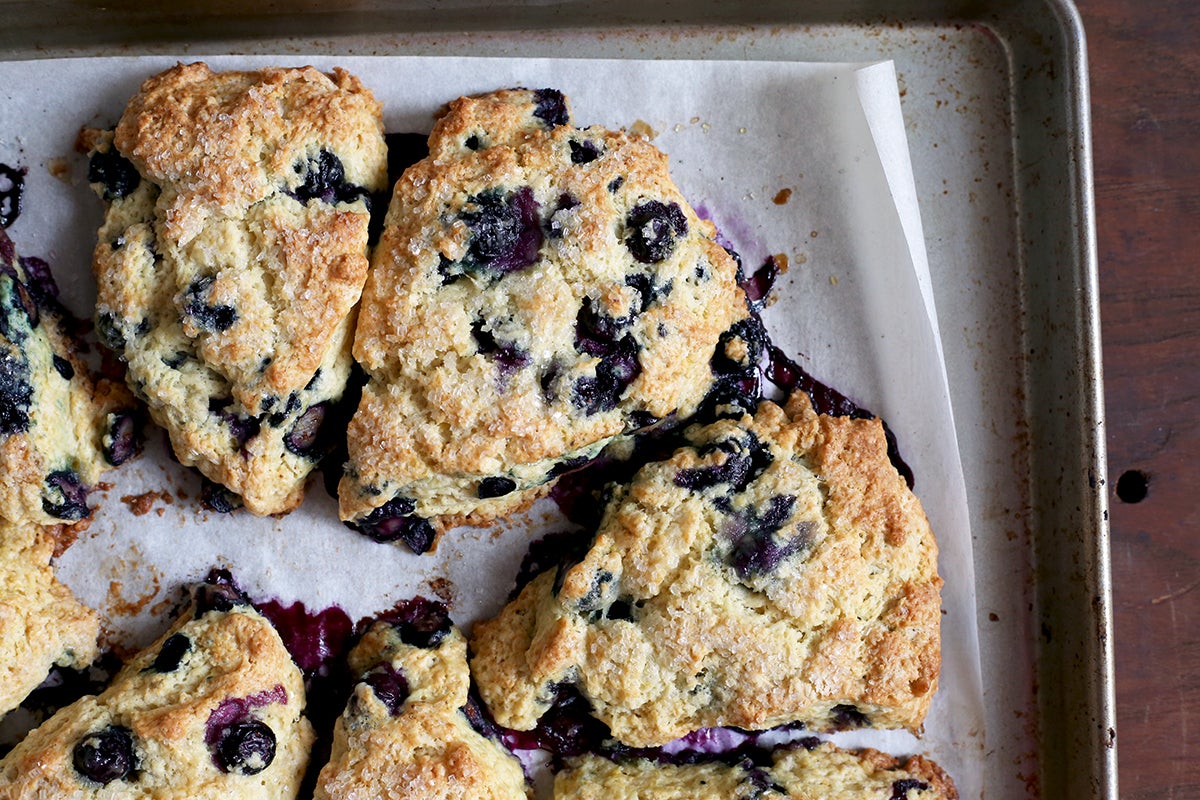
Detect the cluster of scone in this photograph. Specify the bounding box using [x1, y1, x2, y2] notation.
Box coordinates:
[0, 62, 958, 799]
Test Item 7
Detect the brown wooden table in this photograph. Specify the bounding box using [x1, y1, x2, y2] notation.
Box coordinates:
[1076, 1, 1200, 797]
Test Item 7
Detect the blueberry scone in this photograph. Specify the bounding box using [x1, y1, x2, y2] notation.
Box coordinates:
[84, 62, 387, 515]
[0, 572, 314, 798]
[472, 392, 942, 746]
[554, 741, 957, 800]
[0, 228, 137, 526]
[340, 88, 750, 550]
[315, 598, 529, 800]
[0, 520, 99, 718]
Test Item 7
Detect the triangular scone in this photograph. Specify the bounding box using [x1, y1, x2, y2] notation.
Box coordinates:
[0, 521, 99, 718]
[315, 599, 529, 800]
[554, 741, 958, 800]
[83, 62, 387, 515]
[472, 393, 942, 747]
[0, 573, 314, 799]
[339, 88, 751, 550]
[0, 228, 136, 527]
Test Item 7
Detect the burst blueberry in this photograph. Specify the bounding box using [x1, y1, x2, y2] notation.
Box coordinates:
[891, 778, 931, 798]
[533, 89, 569, 127]
[625, 200, 687, 263]
[183, 277, 238, 333]
[0, 163, 26, 227]
[290, 149, 367, 206]
[461, 188, 543, 275]
[569, 139, 602, 164]
[0, 352, 31, 435]
[351, 495, 437, 553]
[478, 476, 517, 499]
[362, 664, 409, 716]
[571, 336, 641, 415]
[87, 149, 139, 201]
[283, 402, 327, 459]
[42, 469, 89, 520]
[378, 596, 454, 648]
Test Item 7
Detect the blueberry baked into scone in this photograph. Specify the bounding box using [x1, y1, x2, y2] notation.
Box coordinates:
[340, 88, 751, 550]
[83, 62, 387, 515]
[0, 572, 314, 799]
[0, 228, 137, 527]
[0, 520, 99, 719]
[314, 598, 529, 800]
[471, 391, 942, 747]
[554, 741, 957, 800]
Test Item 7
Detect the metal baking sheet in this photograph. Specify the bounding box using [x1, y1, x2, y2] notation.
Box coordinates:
[0, 1, 1111, 798]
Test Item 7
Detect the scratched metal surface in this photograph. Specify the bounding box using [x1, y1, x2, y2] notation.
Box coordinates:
[0, 1, 1109, 797]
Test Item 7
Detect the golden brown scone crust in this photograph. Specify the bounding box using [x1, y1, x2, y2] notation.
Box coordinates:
[0, 587, 314, 799]
[0, 230, 134, 527]
[340, 88, 749, 538]
[86, 62, 386, 515]
[472, 392, 942, 747]
[315, 619, 528, 800]
[0, 521, 99, 718]
[553, 742, 958, 799]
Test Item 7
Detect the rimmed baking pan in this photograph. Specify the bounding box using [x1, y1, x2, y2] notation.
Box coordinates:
[0, 1, 1109, 798]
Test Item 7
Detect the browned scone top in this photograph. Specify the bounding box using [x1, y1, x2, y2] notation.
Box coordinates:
[86, 62, 387, 515]
[472, 392, 942, 747]
[0, 576, 313, 799]
[339, 88, 750, 543]
[554, 742, 958, 799]
[0, 521, 99, 719]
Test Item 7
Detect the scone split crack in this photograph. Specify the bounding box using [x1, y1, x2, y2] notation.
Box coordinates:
[340, 87, 752, 547]
[84, 62, 387, 516]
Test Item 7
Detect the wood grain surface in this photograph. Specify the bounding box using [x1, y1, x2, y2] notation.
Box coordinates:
[1077, 1, 1200, 798]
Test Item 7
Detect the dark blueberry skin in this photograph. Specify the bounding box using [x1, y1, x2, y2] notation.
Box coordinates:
[283, 402, 328, 459]
[891, 778, 931, 799]
[213, 719, 276, 775]
[72, 727, 136, 785]
[738, 254, 780, 309]
[675, 432, 773, 494]
[459, 188, 544, 276]
[42, 469, 90, 521]
[377, 596, 454, 649]
[86, 149, 140, 201]
[625, 200, 688, 264]
[0, 163, 26, 228]
[200, 477, 242, 513]
[51, 354, 74, 380]
[888, 777, 931, 796]
[478, 476, 517, 499]
[607, 176, 625, 193]
[728, 495, 806, 580]
[470, 319, 530, 380]
[461, 691, 505, 741]
[95, 311, 126, 352]
[362, 664, 409, 716]
[183, 277, 238, 333]
[151, 633, 191, 673]
[192, 568, 251, 617]
[103, 411, 142, 466]
[464, 134, 483, 151]
[0, 351, 32, 435]
[571, 336, 642, 415]
[569, 139, 602, 164]
[349, 495, 437, 554]
[290, 149, 368, 206]
[533, 89, 569, 127]
[830, 703, 870, 729]
[208, 397, 261, 448]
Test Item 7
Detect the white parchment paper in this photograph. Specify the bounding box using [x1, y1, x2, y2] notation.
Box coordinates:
[0, 56, 983, 797]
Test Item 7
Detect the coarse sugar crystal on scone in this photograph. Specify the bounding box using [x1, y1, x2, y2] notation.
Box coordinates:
[83, 61, 387, 516]
[553, 741, 957, 800]
[471, 391, 942, 747]
[0, 520, 99, 719]
[0, 228, 138, 527]
[314, 598, 529, 800]
[0, 571, 314, 799]
[339, 87, 751, 551]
